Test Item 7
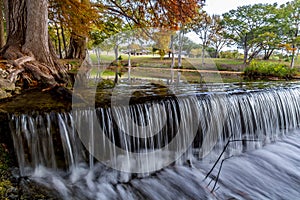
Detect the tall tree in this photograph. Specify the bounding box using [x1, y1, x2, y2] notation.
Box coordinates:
[1, 0, 68, 86]
[222, 3, 278, 64]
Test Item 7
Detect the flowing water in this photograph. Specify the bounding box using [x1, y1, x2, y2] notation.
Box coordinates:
[8, 85, 300, 199]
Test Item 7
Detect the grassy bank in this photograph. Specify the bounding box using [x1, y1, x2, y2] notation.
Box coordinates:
[66, 54, 300, 83]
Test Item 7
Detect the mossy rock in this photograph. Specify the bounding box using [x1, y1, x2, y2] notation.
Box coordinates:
[0, 87, 72, 114]
[0, 144, 61, 199]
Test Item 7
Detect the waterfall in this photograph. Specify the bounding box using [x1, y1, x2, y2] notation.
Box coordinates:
[9, 87, 300, 172]
[8, 86, 300, 199]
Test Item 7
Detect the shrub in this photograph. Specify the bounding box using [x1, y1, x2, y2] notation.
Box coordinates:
[244, 61, 297, 80]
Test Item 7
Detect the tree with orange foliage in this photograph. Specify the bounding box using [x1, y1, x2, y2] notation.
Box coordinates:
[98, 0, 204, 30]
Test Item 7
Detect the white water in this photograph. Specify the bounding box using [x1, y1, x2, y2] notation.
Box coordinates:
[9, 87, 300, 199]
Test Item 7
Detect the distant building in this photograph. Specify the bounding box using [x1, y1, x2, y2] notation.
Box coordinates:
[122, 49, 151, 56]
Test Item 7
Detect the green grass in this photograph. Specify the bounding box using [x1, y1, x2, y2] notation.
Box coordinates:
[213, 58, 244, 66]
[89, 54, 115, 63]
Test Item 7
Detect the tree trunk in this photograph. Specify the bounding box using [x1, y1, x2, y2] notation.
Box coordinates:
[60, 24, 68, 58]
[2, 0, 26, 55]
[178, 30, 183, 68]
[243, 35, 248, 64]
[263, 49, 274, 60]
[214, 49, 218, 58]
[170, 34, 175, 83]
[290, 29, 298, 69]
[1, 0, 68, 87]
[177, 29, 183, 84]
[128, 52, 131, 81]
[66, 34, 86, 59]
[55, 23, 63, 59]
[201, 32, 207, 66]
[290, 46, 296, 69]
[0, 0, 5, 48]
[114, 44, 119, 61]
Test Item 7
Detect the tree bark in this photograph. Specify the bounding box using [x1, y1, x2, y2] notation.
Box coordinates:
[23, 1, 53, 64]
[0, 0, 68, 87]
[2, 0, 26, 57]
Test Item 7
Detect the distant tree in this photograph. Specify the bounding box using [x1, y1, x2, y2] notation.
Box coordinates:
[278, 0, 300, 68]
[190, 48, 202, 58]
[209, 15, 232, 58]
[173, 35, 201, 57]
[222, 3, 278, 64]
[152, 29, 172, 59]
[190, 11, 211, 66]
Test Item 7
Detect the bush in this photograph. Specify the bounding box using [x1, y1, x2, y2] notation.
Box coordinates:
[244, 61, 296, 80]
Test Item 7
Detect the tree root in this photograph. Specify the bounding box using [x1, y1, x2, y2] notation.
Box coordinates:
[13, 56, 35, 67]
[7, 68, 24, 83]
[2, 54, 70, 89]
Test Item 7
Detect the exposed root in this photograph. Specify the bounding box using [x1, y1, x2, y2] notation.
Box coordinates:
[7, 68, 24, 83]
[4, 57, 69, 88]
[24, 62, 56, 86]
[13, 56, 35, 67]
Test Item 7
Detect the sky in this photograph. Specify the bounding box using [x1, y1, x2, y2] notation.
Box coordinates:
[204, 0, 291, 15]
